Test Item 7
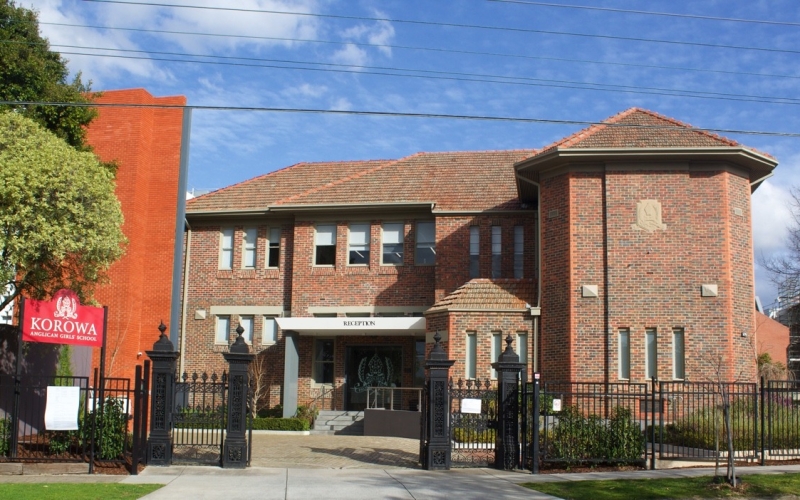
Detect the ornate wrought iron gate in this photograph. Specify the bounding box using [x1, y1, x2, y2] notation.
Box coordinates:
[171, 371, 228, 465]
[449, 378, 497, 467]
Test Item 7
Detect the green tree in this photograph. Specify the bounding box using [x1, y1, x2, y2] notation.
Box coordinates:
[0, 0, 97, 149]
[0, 111, 125, 311]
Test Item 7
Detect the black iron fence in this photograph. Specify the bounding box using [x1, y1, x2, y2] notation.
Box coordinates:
[0, 364, 149, 474]
[518, 379, 800, 472]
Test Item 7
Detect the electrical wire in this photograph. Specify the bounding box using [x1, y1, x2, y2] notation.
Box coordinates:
[35, 21, 800, 83]
[81, 0, 800, 55]
[486, 0, 800, 28]
[40, 47, 800, 106]
[4, 99, 799, 138]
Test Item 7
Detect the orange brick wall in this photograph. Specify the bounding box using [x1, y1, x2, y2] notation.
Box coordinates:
[85, 88, 185, 382]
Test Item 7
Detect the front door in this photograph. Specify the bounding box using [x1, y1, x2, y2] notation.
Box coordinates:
[345, 346, 403, 411]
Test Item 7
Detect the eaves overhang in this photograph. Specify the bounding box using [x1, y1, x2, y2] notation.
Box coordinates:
[515, 147, 778, 192]
[268, 201, 436, 213]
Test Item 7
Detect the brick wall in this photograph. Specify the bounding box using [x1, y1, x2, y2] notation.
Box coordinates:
[540, 164, 758, 384]
[86, 88, 185, 382]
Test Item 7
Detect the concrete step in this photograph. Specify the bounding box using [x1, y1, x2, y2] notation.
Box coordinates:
[313, 411, 364, 435]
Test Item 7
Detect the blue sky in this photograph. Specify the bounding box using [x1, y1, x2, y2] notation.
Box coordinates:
[23, 0, 800, 309]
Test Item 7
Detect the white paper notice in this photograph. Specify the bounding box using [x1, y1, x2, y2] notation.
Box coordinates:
[45, 386, 80, 431]
[461, 398, 482, 414]
[552, 398, 562, 412]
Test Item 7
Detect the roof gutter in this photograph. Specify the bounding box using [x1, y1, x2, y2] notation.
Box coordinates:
[268, 202, 436, 212]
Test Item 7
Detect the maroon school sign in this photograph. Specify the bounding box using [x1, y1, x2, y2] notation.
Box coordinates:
[22, 289, 105, 347]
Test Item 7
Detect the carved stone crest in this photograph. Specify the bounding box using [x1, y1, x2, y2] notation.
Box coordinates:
[632, 199, 667, 232]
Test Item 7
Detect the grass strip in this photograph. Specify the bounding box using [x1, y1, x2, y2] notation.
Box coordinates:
[0, 483, 163, 500]
[521, 472, 800, 499]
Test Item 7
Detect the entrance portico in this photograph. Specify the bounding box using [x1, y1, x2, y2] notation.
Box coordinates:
[276, 317, 427, 417]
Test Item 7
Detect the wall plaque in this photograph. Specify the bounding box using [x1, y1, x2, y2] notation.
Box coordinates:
[632, 199, 667, 233]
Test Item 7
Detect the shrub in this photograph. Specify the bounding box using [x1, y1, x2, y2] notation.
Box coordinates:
[545, 405, 644, 463]
[294, 405, 318, 426]
[0, 418, 11, 456]
[89, 398, 128, 459]
[453, 427, 495, 444]
[251, 417, 309, 431]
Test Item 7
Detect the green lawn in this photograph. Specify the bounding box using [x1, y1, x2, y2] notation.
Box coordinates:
[0, 483, 163, 500]
[521, 473, 800, 499]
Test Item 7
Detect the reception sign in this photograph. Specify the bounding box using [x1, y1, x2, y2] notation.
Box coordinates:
[22, 289, 105, 347]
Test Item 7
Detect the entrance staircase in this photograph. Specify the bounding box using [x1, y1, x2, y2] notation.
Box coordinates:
[312, 410, 364, 435]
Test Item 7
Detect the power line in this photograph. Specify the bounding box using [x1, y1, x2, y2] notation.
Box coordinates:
[487, 0, 800, 28]
[4, 99, 799, 138]
[44, 48, 800, 106]
[38, 21, 800, 82]
[81, 0, 800, 56]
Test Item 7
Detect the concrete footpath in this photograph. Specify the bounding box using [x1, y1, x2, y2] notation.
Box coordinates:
[1, 464, 800, 500]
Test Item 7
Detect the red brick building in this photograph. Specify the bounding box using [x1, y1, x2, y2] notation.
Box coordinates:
[85, 88, 186, 382]
[181, 108, 776, 416]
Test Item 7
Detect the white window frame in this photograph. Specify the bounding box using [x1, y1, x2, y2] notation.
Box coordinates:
[469, 226, 480, 278]
[381, 222, 404, 266]
[219, 228, 234, 270]
[514, 225, 524, 279]
[491, 225, 502, 278]
[266, 227, 280, 268]
[516, 332, 528, 364]
[619, 328, 631, 380]
[415, 221, 436, 266]
[262, 316, 278, 345]
[238, 315, 254, 344]
[314, 224, 337, 266]
[215, 315, 231, 344]
[348, 223, 370, 266]
[646, 328, 658, 380]
[490, 331, 502, 379]
[466, 331, 477, 379]
[673, 328, 685, 380]
[242, 227, 257, 269]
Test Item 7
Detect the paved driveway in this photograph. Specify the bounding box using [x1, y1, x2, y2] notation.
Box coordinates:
[248, 434, 421, 469]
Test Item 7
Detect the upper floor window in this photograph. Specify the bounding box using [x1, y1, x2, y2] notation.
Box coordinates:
[242, 228, 257, 269]
[619, 328, 630, 380]
[219, 228, 234, 270]
[415, 221, 435, 265]
[348, 223, 370, 265]
[514, 226, 524, 278]
[382, 223, 404, 265]
[315, 224, 336, 266]
[491, 226, 502, 278]
[469, 226, 480, 278]
[267, 227, 280, 268]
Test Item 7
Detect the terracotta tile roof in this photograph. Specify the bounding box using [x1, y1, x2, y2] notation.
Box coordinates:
[536, 107, 758, 154]
[186, 159, 390, 212]
[272, 150, 537, 212]
[426, 279, 536, 313]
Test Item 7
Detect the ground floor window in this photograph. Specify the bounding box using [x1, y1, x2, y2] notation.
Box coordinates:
[313, 339, 334, 384]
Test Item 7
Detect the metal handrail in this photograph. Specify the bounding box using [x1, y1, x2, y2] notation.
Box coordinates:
[366, 386, 423, 411]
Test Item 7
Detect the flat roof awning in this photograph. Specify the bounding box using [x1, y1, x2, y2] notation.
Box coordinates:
[275, 317, 426, 336]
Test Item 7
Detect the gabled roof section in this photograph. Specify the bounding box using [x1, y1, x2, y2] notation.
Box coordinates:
[539, 107, 746, 152]
[187, 159, 389, 213]
[426, 279, 536, 313]
[272, 150, 537, 212]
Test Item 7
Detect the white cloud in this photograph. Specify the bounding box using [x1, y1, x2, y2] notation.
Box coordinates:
[330, 43, 368, 67]
[282, 83, 327, 99]
[752, 179, 794, 254]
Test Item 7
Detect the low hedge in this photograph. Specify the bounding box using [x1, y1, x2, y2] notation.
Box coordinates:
[252, 417, 310, 431]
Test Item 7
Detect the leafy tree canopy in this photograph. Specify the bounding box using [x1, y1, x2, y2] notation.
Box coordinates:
[0, 0, 97, 149]
[0, 112, 126, 310]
